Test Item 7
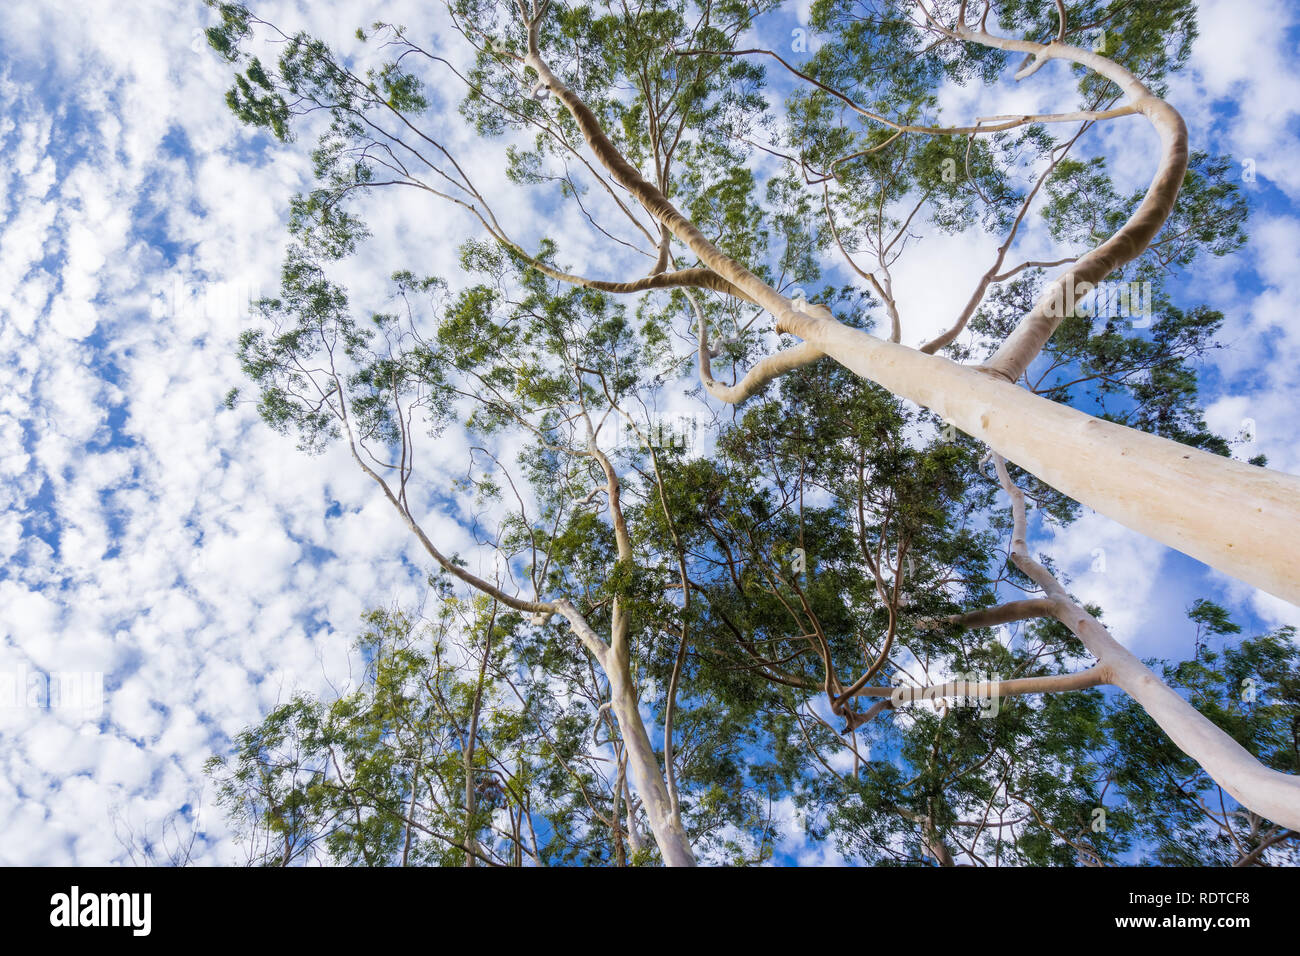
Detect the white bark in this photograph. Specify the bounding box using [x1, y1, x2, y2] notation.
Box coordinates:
[990, 455, 1300, 832]
[557, 434, 697, 865]
[784, 317, 1300, 605]
[556, 600, 697, 866]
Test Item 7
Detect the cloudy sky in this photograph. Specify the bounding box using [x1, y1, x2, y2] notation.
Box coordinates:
[0, 0, 1297, 865]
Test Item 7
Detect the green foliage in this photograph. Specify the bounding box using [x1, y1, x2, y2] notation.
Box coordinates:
[207, 603, 635, 865]
[201, 0, 1289, 866]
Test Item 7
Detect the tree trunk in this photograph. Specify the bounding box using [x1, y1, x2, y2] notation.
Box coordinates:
[784, 314, 1300, 604]
[606, 641, 697, 867]
[556, 599, 697, 866]
[463, 613, 493, 866]
[990, 454, 1300, 832]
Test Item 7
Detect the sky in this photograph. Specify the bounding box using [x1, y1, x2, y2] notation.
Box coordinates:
[0, 0, 1298, 865]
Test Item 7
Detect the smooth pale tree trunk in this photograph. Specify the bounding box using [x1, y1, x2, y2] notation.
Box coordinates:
[346, 409, 697, 864]
[1072, 601, 1300, 831]
[607, 645, 697, 866]
[782, 314, 1300, 605]
[463, 617, 492, 866]
[582, 443, 700, 866]
[989, 455, 1300, 831]
[557, 600, 697, 866]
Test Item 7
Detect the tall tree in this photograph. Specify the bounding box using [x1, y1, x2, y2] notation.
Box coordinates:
[203, 0, 1300, 864]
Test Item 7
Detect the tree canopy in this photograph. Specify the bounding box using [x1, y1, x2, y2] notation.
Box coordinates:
[200, 0, 1300, 865]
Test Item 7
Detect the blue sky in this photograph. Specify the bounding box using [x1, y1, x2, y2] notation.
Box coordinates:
[1, 0, 1298, 865]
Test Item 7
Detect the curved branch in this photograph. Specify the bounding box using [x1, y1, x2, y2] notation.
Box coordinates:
[522, 21, 814, 334]
[942, 26, 1190, 381]
[677, 45, 1135, 138]
[849, 666, 1106, 703]
[991, 454, 1300, 832]
[689, 290, 823, 403]
[824, 185, 902, 342]
[921, 598, 1059, 630]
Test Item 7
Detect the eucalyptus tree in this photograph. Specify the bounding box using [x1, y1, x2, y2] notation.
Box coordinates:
[203, 0, 1300, 865]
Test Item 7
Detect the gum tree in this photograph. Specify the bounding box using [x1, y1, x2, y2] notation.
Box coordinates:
[204, 0, 1300, 864]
